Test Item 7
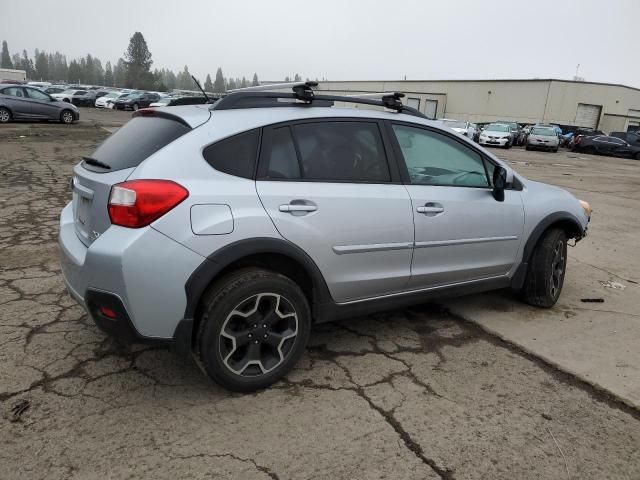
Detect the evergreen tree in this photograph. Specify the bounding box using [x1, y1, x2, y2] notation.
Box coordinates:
[252, 73, 259, 86]
[123, 31, 153, 89]
[1, 40, 12, 68]
[113, 58, 126, 87]
[213, 67, 225, 93]
[11, 53, 21, 70]
[241, 76, 248, 88]
[294, 73, 301, 82]
[35, 51, 49, 80]
[104, 61, 114, 86]
[204, 74, 213, 92]
[227, 77, 237, 90]
[177, 65, 191, 90]
[21, 50, 35, 79]
[67, 60, 81, 84]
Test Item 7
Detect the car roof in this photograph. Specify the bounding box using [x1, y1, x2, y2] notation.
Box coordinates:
[151, 103, 444, 133]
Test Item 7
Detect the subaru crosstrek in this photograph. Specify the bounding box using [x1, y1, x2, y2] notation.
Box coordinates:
[59, 86, 590, 392]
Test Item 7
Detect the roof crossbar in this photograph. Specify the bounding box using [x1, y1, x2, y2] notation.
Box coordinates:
[211, 83, 429, 119]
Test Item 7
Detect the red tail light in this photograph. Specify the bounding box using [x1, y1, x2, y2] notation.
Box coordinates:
[575, 136, 582, 144]
[108, 180, 188, 228]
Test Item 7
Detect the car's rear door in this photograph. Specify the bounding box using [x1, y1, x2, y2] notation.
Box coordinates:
[256, 119, 414, 303]
[388, 121, 524, 289]
[24, 87, 60, 120]
[1, 86, 33, 118]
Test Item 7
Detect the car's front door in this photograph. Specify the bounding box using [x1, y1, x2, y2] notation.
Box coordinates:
[1, 87, 33, 119]
[388, 122, 525, 289]
[256, 119, 414, 303]
[24, 87, 59, 120]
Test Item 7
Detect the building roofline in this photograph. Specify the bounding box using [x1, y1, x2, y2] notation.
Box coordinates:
[311, 78, 640, 93]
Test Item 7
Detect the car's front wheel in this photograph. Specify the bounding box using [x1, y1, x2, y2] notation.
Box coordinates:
[521, 228, 568, 308]
[60, 110, 74, 124]
[0, 107, 11, 123]
[132, 103, 139, 111]
[197, 268, 311, 392]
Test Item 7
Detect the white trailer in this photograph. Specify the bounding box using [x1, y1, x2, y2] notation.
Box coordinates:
[0, 68, 27, 82]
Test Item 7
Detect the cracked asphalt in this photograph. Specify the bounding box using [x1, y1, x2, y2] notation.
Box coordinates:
[1, 111, 639, 479]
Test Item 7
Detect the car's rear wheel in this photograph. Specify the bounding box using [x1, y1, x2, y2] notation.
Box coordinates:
[132, 103, 139, 111]
[196, 268, 311, 392]
[60, 110, 74, 124]
[583, 146, 595, 154]
[521, 228, 567, 308]
[525, 145, 531, 151]
[0, 107, 11, 123]
[634, 152, 640, 160]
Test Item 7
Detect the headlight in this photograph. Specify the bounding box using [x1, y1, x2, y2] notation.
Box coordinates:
[579, 200, 591, 217]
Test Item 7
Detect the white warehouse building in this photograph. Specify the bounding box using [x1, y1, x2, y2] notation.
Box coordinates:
[314, 79, 640, 133]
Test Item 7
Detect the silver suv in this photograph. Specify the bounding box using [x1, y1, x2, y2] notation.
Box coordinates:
[59, 84, 590, 392]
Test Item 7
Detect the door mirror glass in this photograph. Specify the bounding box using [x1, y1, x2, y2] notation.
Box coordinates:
[492, 166, 507, 201]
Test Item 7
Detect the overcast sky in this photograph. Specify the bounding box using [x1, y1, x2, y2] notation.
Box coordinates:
[1, 0, 638, 86]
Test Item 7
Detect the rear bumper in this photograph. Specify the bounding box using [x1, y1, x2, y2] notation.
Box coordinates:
[58, 202, 205, 346]
[479, 137, 509, 146]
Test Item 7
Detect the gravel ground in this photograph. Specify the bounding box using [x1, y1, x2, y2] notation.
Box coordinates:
[1, 112, 639, 479]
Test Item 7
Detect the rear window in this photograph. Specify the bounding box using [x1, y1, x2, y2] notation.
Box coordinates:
[203, 129, 260, 179]
[85, 116, 190, 172]
[531, 127, 556, 136]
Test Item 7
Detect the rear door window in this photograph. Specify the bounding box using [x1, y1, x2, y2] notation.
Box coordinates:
[85, 116, 190, 172]
[202, 129, 260, 179]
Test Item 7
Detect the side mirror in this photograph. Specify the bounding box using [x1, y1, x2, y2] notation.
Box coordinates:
[492, 166, 509, 202]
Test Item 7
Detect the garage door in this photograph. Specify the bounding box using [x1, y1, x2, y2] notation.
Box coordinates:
[407, 97, 420, 110]
[425, 100, 438, 119]
[574, 103, 602, 129]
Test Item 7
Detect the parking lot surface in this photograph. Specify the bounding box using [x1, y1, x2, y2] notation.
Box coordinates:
[1, 110, 639, 479]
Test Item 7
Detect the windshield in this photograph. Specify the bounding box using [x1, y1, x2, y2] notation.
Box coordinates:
[442, 121, 467, 129]
[531, 127, 556, 136]
[62, 89, 76, 95]
[105, 92, 120, 98]
[486, 124, 510, 133]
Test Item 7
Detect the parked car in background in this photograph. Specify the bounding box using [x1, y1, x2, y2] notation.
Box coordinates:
[526, 126, 559, 152]
[497, 121, 520, 144]
[0, 84, 79, 124]
[573, 135, 640, 159]
[43, 86, 66, 95]
[479, 123, 513, 148]
[611, 131, 640, 147]
[95, 91, 125, 109]
[51, 88, 81, 103]
[439, 119, 477, 140]
[149, 95, 211, 107]
[72, 90, 98, 107]
[112, 92, 159, 111]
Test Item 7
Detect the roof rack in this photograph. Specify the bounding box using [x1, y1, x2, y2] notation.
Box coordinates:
[211, 82, 429, 119]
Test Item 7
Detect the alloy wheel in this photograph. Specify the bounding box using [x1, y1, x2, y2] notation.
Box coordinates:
[219, 293, 298, 376]
[549, 240, 565, 298]
[62, 111, 73, 124]
[0, 109, 10, 123]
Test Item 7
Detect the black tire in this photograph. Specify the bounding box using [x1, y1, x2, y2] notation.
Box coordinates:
[60, 109, 74, 124]
[553, 147, 559, 153]
[634, 152, 640, 160]
[196, 268, 311, 392]
[505, 141, 512, 149]
[0, 107, 11, 123]
[525, 145, 531, 151]
[583, 146, 595, 155]
[132, 103, 139, 111]
[521, 228, 568, 308]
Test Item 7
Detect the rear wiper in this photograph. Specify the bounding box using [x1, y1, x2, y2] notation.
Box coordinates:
[82, 156, 111, 169]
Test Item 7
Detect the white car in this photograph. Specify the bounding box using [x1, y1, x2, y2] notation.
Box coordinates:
[149, 95, 172, 107]
[95, 91, 124, 109]
[439, 119, 477, 139]
[51, 89, 80, 103]
[479, 123, 513, 148]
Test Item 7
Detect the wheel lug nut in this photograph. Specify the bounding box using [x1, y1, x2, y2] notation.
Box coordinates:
[262, 324, 267, 328]
[254, 340, 259, 344]
[264, 334, 268, 338]
[248, 333, 252, 338]
[253, 324, 257, 328]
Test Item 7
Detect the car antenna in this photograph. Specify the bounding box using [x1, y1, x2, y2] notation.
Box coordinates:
[191, 75, 212, 103]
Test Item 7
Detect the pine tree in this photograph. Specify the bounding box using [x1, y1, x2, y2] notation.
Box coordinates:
[21, 50, 35, 79]
[294, 73, 301, 82]
[227, 77, 237, 90]
[213, 67, 225, 93]
[67, 60, 81, 84]
[241, 76, 248, 88]
[35, 51, 49, 80]
[204, 74, 213, 92]
[124, 31, 153, 89]
[1, 40, 12, 68]
[104, 61, 114, 86]
[252, 73, 259, 86]
[113, 58, 126, 87]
